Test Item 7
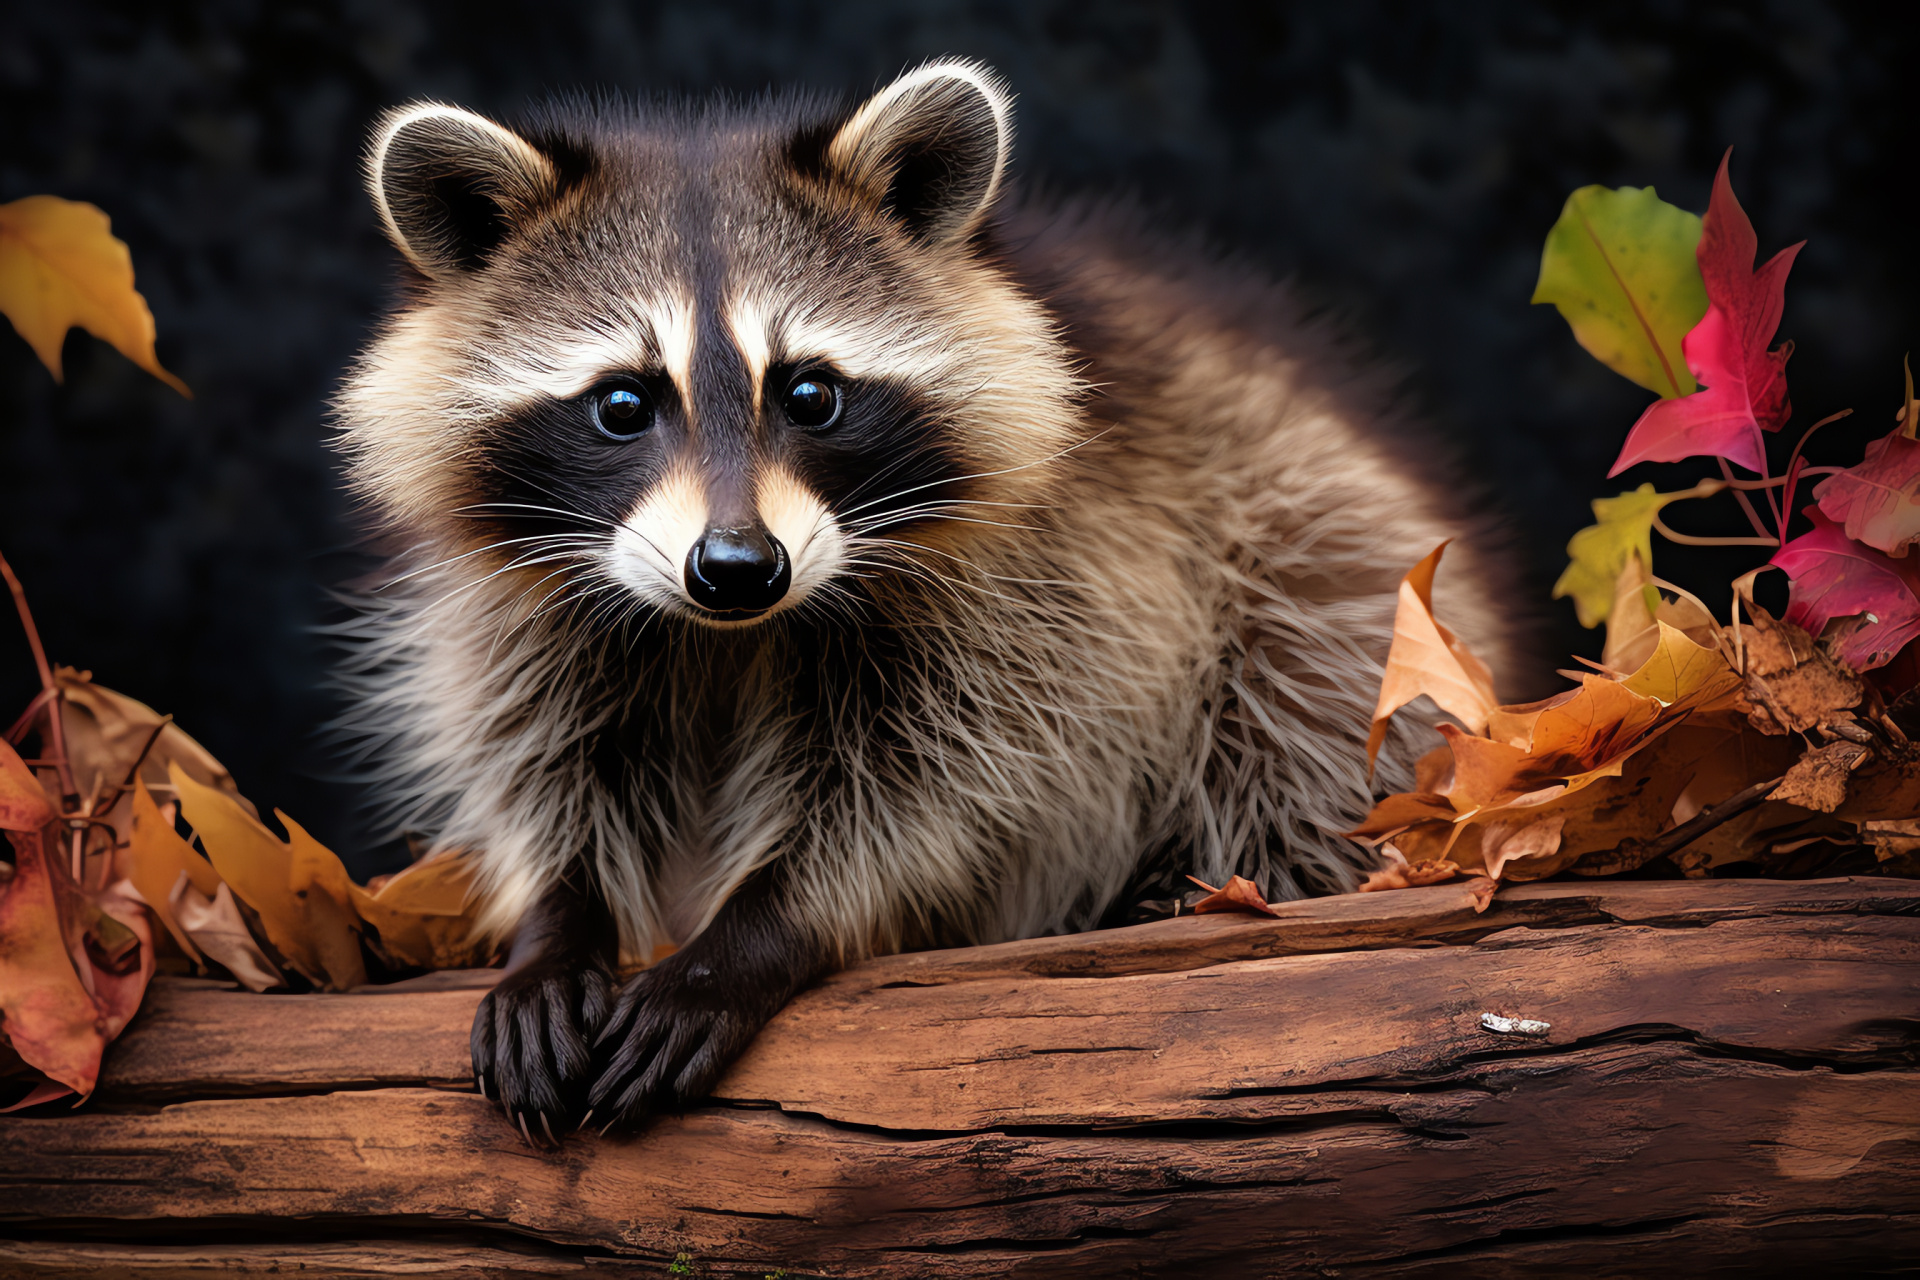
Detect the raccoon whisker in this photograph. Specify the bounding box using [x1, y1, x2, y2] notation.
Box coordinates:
[455, 547, 605, 623]
[454, 500, 626, 531]
[388, 532, 606, 583]
[845, 535, 1085, 599]
[490, 571, 612, 658]
[834, 428, 1110, 523]
[847, 510, 1049, 536]
[842, 496, 1052, 528]
[375, 533, 603, 591]
[415, 542, 604, 617]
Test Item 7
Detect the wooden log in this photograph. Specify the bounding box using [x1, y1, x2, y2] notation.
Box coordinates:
[4, 878, 1917, 1277]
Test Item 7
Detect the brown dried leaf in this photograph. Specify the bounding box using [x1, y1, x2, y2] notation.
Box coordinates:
[1359, 857, 1461, 892]
[55, 670, 250, 845]
[168, 876, 284, 992]
[1770, 741, 1871, 813]
[1184, 874, 1279, 917]
[1739, 606, 1864, 736]
[1479, 815, 1568, 880]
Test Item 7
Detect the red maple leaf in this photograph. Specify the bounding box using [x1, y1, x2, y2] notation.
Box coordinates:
[1771, 507, 1920, 670]
[1610, 151, 1803, 477]
[1812, 369, 1920, 558]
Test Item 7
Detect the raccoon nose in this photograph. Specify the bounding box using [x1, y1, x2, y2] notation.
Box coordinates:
[685, 527, 791, 614]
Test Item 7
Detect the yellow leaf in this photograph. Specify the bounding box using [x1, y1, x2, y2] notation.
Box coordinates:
[1601, 550, 1662, 673]
[168, 764, 365, 990]
[0, 195, 189, 395]
[1619, 621, 1741, 710]
[351, 851, 492, 971]
[1366, 542, 1498, 772]
[1554, 484, 1690, 628]
[119, 777, 221, 967]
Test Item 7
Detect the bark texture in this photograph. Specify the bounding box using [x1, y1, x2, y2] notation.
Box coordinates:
[3, 878, 1917, 1277]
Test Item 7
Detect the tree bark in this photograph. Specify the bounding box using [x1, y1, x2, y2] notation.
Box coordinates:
[3, 877, 1917, 1278]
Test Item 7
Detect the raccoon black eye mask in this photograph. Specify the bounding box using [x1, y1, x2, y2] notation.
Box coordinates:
[338, 59, 1516, 1138]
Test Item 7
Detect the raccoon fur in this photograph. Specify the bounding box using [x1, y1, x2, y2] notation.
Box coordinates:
[335, 60, 1517, 1137]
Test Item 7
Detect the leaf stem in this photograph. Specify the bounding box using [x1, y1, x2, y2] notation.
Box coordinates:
[1717, 457, 1776, 540]
[1651, 512, 1777, 547]
[0, 551, 76, 809]
[1780, 409, 1854, 527]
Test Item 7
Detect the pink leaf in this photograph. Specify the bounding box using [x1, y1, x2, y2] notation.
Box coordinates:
[1813, 426, 1920, 558]
[1772, 508, 1920, 670]
[1610, 151, 1803, 477]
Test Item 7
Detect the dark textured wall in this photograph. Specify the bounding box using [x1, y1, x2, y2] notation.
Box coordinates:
[2, 1, 1912, 876]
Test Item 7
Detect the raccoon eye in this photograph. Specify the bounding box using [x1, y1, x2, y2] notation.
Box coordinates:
[591, 383, 655, 441]
[781, 371, 842, 431]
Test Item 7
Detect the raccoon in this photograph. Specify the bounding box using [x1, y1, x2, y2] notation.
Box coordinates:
[335, 60, 1516, 1139]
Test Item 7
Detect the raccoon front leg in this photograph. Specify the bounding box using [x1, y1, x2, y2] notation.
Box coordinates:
[587, 860, 829, 1130]
[470, 871, 617, 1144]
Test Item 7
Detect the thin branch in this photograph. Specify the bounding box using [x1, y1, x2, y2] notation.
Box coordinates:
[0, 552, 76, 809]
[1645, 774, 1786, 862]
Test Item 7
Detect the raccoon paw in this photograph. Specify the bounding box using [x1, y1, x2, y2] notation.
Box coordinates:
[585, 952, 771, 1131]
[471, 960, 614, 1145]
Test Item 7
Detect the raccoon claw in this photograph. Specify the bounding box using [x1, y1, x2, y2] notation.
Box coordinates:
[471, 960, 614, 1142]
[585, 955, 769, 1131]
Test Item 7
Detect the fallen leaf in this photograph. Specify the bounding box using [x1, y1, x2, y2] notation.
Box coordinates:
[1366, 541, 1498, 770]
[0, 731, 56, 832]
[167, 876, 284, 993]
[55, 669, 251, 846]
[1530, 182, 1706, 398]
[114, 777, 221, 967]
[0, 819, 101, 1105]
[1771, 508, 1920, 671]
[352, 850, 493, 971]
[82, 878, 155, 1043]
[169, 763, 366, 990]
[0, 195, 189, 394]
[1185, 874, 1279, 917]
[1358, 858, 1461, 892]
[1601, 550, 1662, 672]
[1770, 740, 1871, 814]
[1479, 814, 1568, 880]
[1610, 151, 1801, 476]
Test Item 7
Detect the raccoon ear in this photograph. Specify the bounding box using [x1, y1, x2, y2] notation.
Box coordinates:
[367, 103, 559, 278]
[825, 60, 1012, 244]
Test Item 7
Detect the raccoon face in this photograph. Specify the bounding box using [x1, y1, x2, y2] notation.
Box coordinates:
[340, 61, 1082, 630]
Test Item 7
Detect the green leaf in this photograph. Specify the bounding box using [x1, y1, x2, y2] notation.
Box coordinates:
[1532, 185, 1707, 399]
[1553, 483, 1686, 628]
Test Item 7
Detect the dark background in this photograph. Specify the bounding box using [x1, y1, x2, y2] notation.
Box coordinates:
[2, 0, 1913, 877]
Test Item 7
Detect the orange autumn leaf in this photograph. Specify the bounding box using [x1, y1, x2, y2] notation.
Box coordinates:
[0, 195, 189, 395]
[0, 732, 56, 832]
[0, 822, 103, 1106]
[1367, 541, 1498, 771]
[1185, 874, 1279, 917]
